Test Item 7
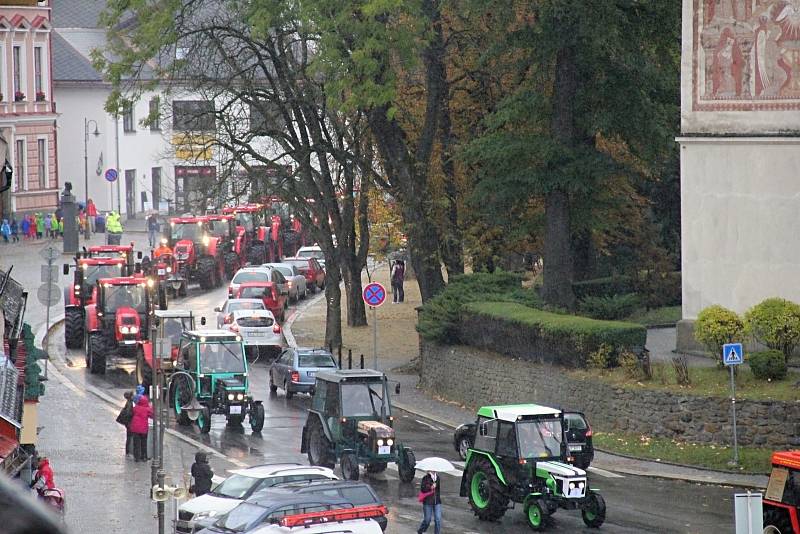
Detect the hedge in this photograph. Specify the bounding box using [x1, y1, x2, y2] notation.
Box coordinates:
[573, 271, 681, 308]
[22, 323, 45, 400]
[461, 301, 647, 368]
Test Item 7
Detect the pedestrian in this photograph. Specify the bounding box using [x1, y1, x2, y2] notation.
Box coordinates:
[36, 213, 44, 239]
[116, 391, 135, 457]
[56, 216, 63, 238]
[417, 470, 442, 534]
[133, 384, 146, 404]
[146, 212, 159, 248]
[190, 452, 214, 497]
[106, 211, 123, 244]
[44, 213, 52, 239]
[1, 219, 9, 243]
[10, 217, 19, 242]
[31, 457, 55, 491]
[130, 394, 153, 462]
[20, 216, 29, 241]
[391, 260, 405, 303]
[86, 198, 97, 234]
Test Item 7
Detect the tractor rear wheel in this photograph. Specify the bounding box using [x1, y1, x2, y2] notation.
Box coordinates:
[178, 281, 187, 297]
[249, 244, 266, 266]
[581, 492, 606, 528]
[341, 453, 360, 481]
[88, 333, 107, 375]
[763, 508, 792, 534]
[250, 403, 265, 432]
[306, 418, 335, 468]
[225, 252, 239, 280]
[64, 308, 84, 349]
[171, 378, 192, 426]
[197, 257, 216, 290]
[467, 456, 509, 521]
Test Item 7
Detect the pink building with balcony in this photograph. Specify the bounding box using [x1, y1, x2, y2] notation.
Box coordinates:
[0, 0, 57, 218]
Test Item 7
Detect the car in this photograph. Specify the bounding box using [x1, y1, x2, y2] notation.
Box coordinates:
[175, 464, 337, 533]
[251, 506, 384, 534]
[283, 257, 325, 292]
[226, 308, 283, 359]
[264, 263, 308, 302]
[195, 494, 355, 534]
[269, 348, 337, 399]
[229, 266, 289, 299]
[296, 245, 325, 267]
[235, 282, 289, 322]
[214, 298, 267, 329]
[253, 480, 388, 531]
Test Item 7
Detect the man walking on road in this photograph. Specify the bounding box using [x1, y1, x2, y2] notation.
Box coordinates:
[147, 213, 160, 249]
[190, 452, 214, 497]
[391, 260, 405, 303]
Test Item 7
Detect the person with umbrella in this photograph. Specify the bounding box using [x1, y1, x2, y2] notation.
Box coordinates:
[416, 457, 453, 534]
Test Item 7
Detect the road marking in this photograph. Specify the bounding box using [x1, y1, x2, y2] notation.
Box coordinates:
[588, 466, 624, 478]
[414, 419, 443, 432]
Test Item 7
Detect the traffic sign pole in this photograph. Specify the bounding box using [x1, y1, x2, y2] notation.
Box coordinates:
[362, 282, 387, 371]
[723, 342, 743, 466]
[372, 306, 378, 371]
[730, 365, 739, 466]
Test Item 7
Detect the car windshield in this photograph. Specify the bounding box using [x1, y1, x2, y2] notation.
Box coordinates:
[284, 260, 308, 270]
[211, 474, 261, 499]
[517, 419, 564, 459]
[341, 382, 389, 417]
[207, 220, 231, 238]
[272, 266, 293, 278]
[229, 301, 265, 312]
[233, 271, 270, 284]
[298, 249, 322, 259]
[83, 263, 124, 286]
[213, 502, 267, 532]
[171, 222, 202, 242]
[298, 353, 336, 368]
[198, 342, 245, 373]
[103, 284, 146, 313]
[565, 414, 587, 431]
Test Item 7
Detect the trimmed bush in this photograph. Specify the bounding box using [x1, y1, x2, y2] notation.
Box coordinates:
[749, 350, 788, 381]
[744, 298, 800, 362]
[694, 305, 744, 364]
[573, 276, 633, 300]
[461, 301, 646, 368]
[22, 323, 45, 400]
[579, 293, 640, 320]
[573, 272, 681, 308]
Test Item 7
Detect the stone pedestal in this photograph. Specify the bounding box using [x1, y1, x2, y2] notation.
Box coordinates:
[61, 190, 78, 254]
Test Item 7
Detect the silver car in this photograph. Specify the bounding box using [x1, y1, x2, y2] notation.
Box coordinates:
[263, 263, 307, 303]
[269, 348, 337, 399]
[214, 298, 266, 329]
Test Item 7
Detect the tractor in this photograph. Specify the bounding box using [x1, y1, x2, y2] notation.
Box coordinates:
[83, 275, 162, 375]
[222, 203, 272, 265]
[300, 369, 417, 482]
[166, 216, 227, 290]
[135, 309, 196, 388]
[763, 451, 800, 534]
[459, 404, 606, 531]
[86, 243, 138, 270]
[169, 329, 265, 433]
[62, 255, 129, 350]
[199, 214, 242, 278]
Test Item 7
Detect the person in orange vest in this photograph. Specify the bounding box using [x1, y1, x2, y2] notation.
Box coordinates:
[152, 237, 172, 258]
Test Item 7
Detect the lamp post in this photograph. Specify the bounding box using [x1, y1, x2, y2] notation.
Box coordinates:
[83, 119, 101, 239]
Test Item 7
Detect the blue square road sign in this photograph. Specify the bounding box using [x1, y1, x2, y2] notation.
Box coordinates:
[722, 343, 743, 366]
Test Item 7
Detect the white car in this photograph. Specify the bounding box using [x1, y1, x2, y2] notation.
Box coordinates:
[264, 263, 307, 302]
[228, 266, 289, 298]
[214, 298, 267, 329]
[296, 245, 325, 267]
[175, 464, 337, 533]
[226, 308, 283, 358]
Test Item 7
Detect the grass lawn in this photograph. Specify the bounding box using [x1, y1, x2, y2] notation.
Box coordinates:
[570, 365, 800, 401]
[625, 305, 682, 326]
[593, 431, 773, 473]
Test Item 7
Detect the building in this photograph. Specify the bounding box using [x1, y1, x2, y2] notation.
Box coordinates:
[677, 0, 800, 351]
[0, 0, 58, 218]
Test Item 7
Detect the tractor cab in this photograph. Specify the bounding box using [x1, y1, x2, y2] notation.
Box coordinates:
[135, 309, 195, 387]
[200, 214, 237, 243]
[170, 330, 264, 433]
[201, 214, 243, 277]
[301, 369, 416, 482]
[763, 451, 800, 534]
[86, 243, 139, 273]
[167, 216, 226, 290]
[460, 404, 605, 531]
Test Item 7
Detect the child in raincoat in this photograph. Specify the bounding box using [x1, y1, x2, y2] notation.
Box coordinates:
[10, 218, 18, 242]
[20, 216, 29, 240]
[1, 219, 10, 243]
[36, 214, 44, 239]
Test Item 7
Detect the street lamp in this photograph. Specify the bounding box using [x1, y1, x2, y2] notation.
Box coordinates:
[83, 118, 100, 240]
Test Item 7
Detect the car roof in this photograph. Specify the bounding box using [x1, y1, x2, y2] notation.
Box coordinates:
[298, 246, 322, 251]
[315, 369, 384, 383]
[235, 266, 273, 273]
[477, 404, 561, 421]
[272, 480, 376, 492]
[154, 309, 194, 318]
[294, 348, 333, 355]
[229, 463, 335, 477]
[227, 298, 266, 306]
[232, 309, 275, 318]
[247, 492, 351, 508]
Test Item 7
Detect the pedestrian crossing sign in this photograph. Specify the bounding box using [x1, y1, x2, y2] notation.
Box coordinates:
[722, 343, 743, 365]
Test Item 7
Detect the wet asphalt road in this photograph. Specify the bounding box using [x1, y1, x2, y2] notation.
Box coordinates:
[61, 281, 741, 533]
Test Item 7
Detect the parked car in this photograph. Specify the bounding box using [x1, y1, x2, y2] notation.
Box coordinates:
[225, 308, 283, 359]
[235, 282, 289, 322]
[254, 480, 388, 531]
[269, 348, 337, 399]
[215, 298, 267, 329]
[453, 422, 476, 461]
[565, 411, 594, 469]
[283, 257, 325, 292]
[296, 245, 325, 267]
[176, 464, 337, 533]
[252, 507, 384, 534]
[264, 263, 308, 302]
[229, 266, 289, 298]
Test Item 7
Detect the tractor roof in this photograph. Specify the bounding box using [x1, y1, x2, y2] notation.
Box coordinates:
[772, 451, 800, 470]
[183, 329, 241, 341]
[169, 217, 205, 224]
[79, 257, 126, 265]
[89, 244, 134, 252]
[222, 204, 264, 214]
[154, 309, 193, 319]
[97, 276, 149, 286]
[477, 404, 561, 421]
[199, 214, 233, 221]
[315, 369, 385, 383]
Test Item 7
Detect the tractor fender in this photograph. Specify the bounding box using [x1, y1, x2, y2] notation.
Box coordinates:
[85, 304, 100, 331]
[64, 287, 79, 307]
[257, 226, 268, 243]
[141, 341, 154, 368]
[309, 411, 334, 443]
[463, 450, 508, 486]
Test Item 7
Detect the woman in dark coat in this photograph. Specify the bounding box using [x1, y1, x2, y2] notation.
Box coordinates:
[191, 452, 214, 496]
[417, 470, 442, 534]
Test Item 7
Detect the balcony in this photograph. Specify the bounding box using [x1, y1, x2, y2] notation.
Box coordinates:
[0, 1, 43, 6]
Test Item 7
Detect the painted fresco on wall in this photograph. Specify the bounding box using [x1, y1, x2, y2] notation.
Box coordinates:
[695, 0, 800, 110]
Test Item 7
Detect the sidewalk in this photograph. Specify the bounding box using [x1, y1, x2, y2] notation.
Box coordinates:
[288, 264, 769, 489]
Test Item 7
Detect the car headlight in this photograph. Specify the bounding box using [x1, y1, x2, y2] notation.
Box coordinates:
[227, 393, 235, 401]
[193, 510, 217, 519]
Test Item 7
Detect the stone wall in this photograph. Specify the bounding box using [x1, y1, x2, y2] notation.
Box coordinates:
[420, 340, 800, 449]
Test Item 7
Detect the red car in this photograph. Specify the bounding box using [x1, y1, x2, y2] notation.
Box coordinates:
[235, 281, 289, 322]
[284, 257, 325, 292]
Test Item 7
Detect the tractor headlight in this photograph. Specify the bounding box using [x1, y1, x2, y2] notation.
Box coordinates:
[74, 284, 81, 291]
[128, 326, 139, 334]
[236, 393, 244, 401]
[578, 482, 585, 489]
[387, 439, 394, 446]
[119, 326, 129, 334]
[569, 482, 576, 489]
[227, 393, 235, 401]
[202, 235, 210, 246]
[166, 266, 172, 273]
[377, 439, 384, 447]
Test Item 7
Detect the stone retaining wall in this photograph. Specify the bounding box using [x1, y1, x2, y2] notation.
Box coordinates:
[420, 340, 800, 448]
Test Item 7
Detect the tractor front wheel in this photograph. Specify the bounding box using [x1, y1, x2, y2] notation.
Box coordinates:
[197, 257, 216, 290]
[250, 403, 265, 432]
[581, 492, 606, 528]
[249, 244, 266, 266]
[64, 308, 84, 349]
[88, 333, 107, 375]
[171, 378, 192, 426]
[197, 406, 212, 433]
[225, 252, 239, 280]
[525, 498, 550, 531]
[341, 453, 360, 481]
[763, 508, 793, 534]
[398, 448, 416, 483]
[306, 418, 335, 469]
[467, 456, 509, 521]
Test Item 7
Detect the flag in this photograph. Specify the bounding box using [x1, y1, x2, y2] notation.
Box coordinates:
[96, 151, 104, 176]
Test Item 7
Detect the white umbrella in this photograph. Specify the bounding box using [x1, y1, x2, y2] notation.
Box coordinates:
[415, 457, 456, 473]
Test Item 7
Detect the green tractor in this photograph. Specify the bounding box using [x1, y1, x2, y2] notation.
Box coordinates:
[460, 404, 606, 531]
[169, 329, 265, 433]
[301, 369, 417, 482]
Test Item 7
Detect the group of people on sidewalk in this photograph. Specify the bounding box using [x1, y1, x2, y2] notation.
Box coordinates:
[0, 198, 122, 244]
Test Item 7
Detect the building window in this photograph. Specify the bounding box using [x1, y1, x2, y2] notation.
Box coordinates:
[172, 100, 216, 132]
[15, 139, 26, 191]
[122, 101, 135, 132]
[151, 167, 161, 204]
[12, 45, 22, 97]
[149, 97, 160, 131]
[37, 138, 47, 189]
[34, 47, 43, 97]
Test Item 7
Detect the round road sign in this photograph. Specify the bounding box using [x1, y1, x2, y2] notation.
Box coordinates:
[105, 168, 118, 183]
[362, 282, 387, 307]
[37, 283, 61, 307]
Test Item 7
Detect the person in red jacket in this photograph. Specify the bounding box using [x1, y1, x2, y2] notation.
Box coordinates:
[86, 198, 98, 234]
[130, 395, 153, 462]
[31, 457, 55, 490]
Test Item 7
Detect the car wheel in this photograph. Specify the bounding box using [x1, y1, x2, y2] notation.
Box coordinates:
[457, 436, 472, 461]
[284, 381, 294, 399]
[269, 371, 278, 393]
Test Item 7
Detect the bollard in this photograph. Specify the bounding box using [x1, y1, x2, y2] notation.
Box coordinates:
[360, 354, 364, 369]
[348, 350, 352, 370]
[338, 350, 342, 369]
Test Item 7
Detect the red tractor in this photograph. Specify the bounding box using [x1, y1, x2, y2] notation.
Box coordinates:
[83, 276, 159, 375]
[764, 451, 800, 533]
[199, 214, 242, 278]
[222, 203, 271, 265]
[86, 243, 138, 268]
[166, 216, 227, 290]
